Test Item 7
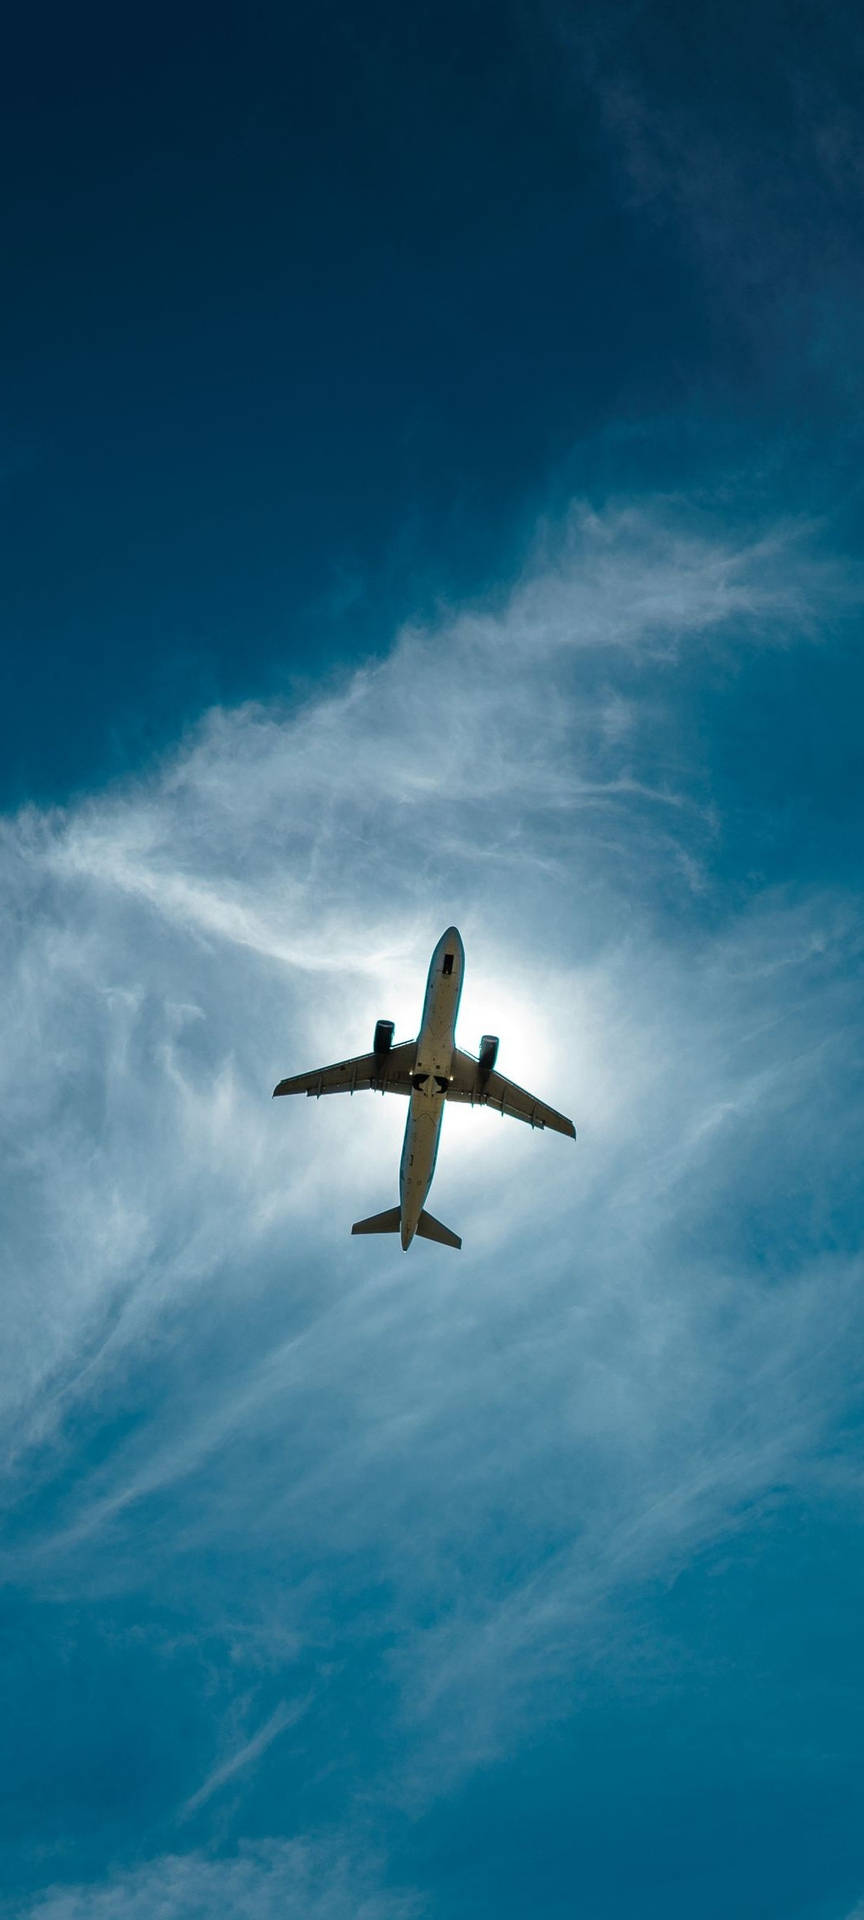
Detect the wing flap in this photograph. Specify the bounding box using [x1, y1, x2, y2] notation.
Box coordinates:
[446, 1049, 576, 1138]
[273, 1041, 415, 1099]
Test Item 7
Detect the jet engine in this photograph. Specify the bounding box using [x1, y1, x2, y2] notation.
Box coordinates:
[373, 1019, 395, 1054]
[478, 1034, 499, 1073]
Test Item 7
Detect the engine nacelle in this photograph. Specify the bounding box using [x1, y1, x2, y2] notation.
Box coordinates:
[478, 1034, 499, 1073]
[373, 1019, 395, 1054]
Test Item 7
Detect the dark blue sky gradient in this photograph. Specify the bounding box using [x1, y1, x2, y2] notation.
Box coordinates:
[5, 0, 863, 802]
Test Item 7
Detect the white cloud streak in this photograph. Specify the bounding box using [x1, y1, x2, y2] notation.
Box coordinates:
[181, 1698, 310, 1818]
[20, 1842, 423, 1920]
[0, 503, 843, 1449]
[2, 497, 862, 1895]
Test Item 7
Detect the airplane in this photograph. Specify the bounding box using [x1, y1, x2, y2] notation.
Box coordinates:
[273, 927, 576, 1251]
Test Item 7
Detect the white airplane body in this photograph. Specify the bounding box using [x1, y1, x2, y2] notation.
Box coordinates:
[273, 927, 575, 1250]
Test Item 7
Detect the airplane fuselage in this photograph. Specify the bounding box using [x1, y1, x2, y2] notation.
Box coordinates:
[273, 921, 576, 1249]
[399, 926, 464, 1248]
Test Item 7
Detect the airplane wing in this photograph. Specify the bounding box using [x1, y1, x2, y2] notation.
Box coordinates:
[273, 1041, 416, 1100]
[446, 1048, 576, 1138]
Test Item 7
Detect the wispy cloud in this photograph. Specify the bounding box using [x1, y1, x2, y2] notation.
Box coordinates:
[0, 502, 846, 1458]
[555, 0, 864, 361]
[20, 1842, 423, 1920]
[2, 496, 862, 1912]
[181, 1698, 310, 1818]
[2, 499, 860, 1525]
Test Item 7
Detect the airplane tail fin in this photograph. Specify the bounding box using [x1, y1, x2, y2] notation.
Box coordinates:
[351, 1206, 401, 1236]
[417, 1210, 461, 1250]
[350, 1206, 461, 1249]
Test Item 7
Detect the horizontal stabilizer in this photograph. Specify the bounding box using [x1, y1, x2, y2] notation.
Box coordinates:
[417, 1210, 461, 1250]
[351, 1206, 401, 1236]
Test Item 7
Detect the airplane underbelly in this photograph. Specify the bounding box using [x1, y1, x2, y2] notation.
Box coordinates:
[399, 928, 464, 1240]
[400, 1097, 444, 1221]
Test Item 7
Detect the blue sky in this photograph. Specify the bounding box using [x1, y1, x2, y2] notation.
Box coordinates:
[2, 3, 864, 1917]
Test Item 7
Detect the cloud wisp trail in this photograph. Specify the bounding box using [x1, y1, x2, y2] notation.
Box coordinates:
[181, 1698, 310, 1819]
[2, 496, 863, 1918]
